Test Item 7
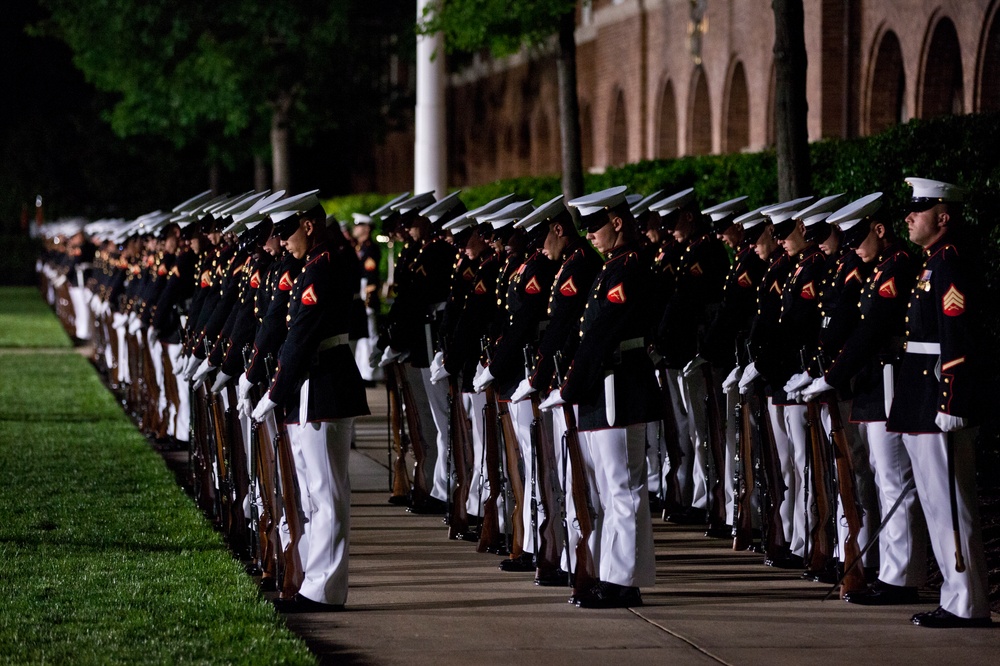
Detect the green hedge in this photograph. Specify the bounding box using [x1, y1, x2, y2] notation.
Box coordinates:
[0, 235, 43, 286]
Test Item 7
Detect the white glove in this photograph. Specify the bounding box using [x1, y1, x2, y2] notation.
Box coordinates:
[935, 411, 967, 432]
[429, 352, 450, 384]
[473, 367, 495, 393]
[182, 354, 201, 379]
[252, 392, 278, 421]
[53, 275, 67, 287]
[147, 328, 158, 344]
[112, 312, 127, 329]
[783, 371, 813, 395]
[738, 362, 759, 395]
[510, 378, 536, 403]
[127, 315, 142, 335]
[722, 366, 742, 392]
[682, 356, 707, 378]
[191, 359, 213, 389]
[801, 377, 833, 402]
[238, 394, 254, 420]
[539, 389, 565, 411]
[369, 348, 383, 369]
[379, 346, 407, 368]
[210, 371, 232, 393]
[238, 373, 254, 402]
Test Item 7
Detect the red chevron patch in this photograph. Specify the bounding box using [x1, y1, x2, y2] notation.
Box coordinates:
[559, 278, 577, 297]
[301, 285, 317, 306]
[364, 257, 377, 271]
[200, 270, 212, 288]
[878, 277, 897, 299]
[845, 268, 861, 284]
[607, 283, 626, 304]
[690, 262, 703, 276]
[250, 270, 261, 289]
[525, 276, 541, 294]
[278, 271, 293, 291]
[801, 281, 816, 300]
[942, 284, 965, 316]
[474, 280, 487, 295]
[737, 272, 751, 288]
[462, 266, 475, 281]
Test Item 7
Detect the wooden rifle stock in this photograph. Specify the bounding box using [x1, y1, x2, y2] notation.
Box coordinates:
[701, 364, 729, 528]
[732, 392, 756, 550]
[477, 386, 505, 554]
[753, 382, 788, 555]
[497, 400, 525, 559]
[251, 397, 279, 584]
[655, 369, 685, 514]
[385, 364, 411, 502]
[225, 383, 251, 558]
[206, 388, 231, 530]
[826, 398, 865, 596]
[273, 415, 305, 599]
[191, 385, 218, 516]
[396, 365, 432, 506]
[805, 398, 835, 573]
[447, 376, 473, 539]
[530, 393, 563, 575]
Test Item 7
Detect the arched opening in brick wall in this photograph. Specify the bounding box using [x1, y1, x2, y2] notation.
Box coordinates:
[688, 67, 712, 155]
[657, 79, 678, 159]
[533, 112, 553, 174]
[723, 61, 750, 153]
[867, 30, 906, 134]
[580, 102, 594, 169]
[609, 90, 629, 166]
[919, 16, 964, 118]
[976, 1, 1000, 111]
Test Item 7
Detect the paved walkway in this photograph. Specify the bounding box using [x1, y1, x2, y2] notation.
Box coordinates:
[273, 386, 999, 665]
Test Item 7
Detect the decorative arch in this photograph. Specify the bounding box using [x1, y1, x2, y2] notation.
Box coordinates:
[609, 89, 628, 166]
[688, 66, 712, 155]
[657, 78, 678, 159]
[866, 28, 906, 134]
[976, 0, 1000, 111]
[722, 60, 750, 153]
[918, 14, 964, 118]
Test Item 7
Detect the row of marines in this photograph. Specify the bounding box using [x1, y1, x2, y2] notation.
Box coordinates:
[38, 177, 991, 626]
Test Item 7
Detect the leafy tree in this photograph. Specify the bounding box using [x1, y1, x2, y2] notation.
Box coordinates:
[419, 0, 583, 200]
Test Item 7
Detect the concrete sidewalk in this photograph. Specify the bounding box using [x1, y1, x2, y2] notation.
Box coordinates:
[281, 387, 1000, 666]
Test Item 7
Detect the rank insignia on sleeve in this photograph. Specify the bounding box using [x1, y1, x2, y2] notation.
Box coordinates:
[878, 277, 897, 298]
[942, 284, 965, 316]
[525, 276, 541, 294]
[770, 281, 782, 295]
[364, 257, 377, 271]
[690, 262, 703, 276]
[845, 268, 861, 284]
[278, 271, 293, 291]
[250, 271, 261, 289]
[737, 272, 752, 288]
[474, 280, 487, 295]
[170, 266, 180, 278]
[607, 283, 626, 304]
[157, 265, 167, 277]
[462, 266, 475, 281]
[800, 281, 816, 300]
[301, 285, 318, 306]
[559, 278, 577, 297]
[200, 271, 212, 288]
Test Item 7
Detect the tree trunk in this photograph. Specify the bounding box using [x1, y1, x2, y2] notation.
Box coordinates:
[556, 11, 584, 201]
[270, 91, 293, 192]
[772, 0, 810, 200]
[253, 154, 269, 192]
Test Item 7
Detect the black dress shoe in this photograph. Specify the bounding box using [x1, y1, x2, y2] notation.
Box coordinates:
[535, 568, 570, 587]
[576, 582, 643, 609]
[843, 580, 919, 606]
[499, 552, 535, 572]
[274, 593, 345, 614]
[665, 507, 707, 525]
[911, 606, 992, 628]
[764, 552, 805, 569]
[407, 497, 447, 515]
[704, 524, 733, 539]
[459, 529, 480, 542]
[387, 494, 410, 506]
[802, 561, 840, 584]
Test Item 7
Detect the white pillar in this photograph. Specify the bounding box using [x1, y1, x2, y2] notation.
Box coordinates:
[415, 0, 447, 197]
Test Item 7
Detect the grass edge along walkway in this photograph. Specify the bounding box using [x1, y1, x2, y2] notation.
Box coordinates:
[0, 323, 315, 664]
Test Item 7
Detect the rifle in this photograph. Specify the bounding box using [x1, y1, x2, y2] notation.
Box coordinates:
[752, 374, 788, 556]
[554, 351, 599, 599]
[802, 351, 835, 575]
[385, 362, 411, 505]
[526, 345, 564, 578]
[656, 369, 685, 517]
[497, 396, 525, 559]
[190, 383, 218, 517]
[825, 392, 865, 596]
[395, 364, 433, 508]
[701, 363, 729, 531]
[477, 382, 506, 554]
[732, 386, 756, 551]
[447, 374, 473, 539]
[266, 354, 305, 600]
[245, 344, 277, 586]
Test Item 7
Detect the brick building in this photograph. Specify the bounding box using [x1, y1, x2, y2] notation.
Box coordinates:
[373, 0, 1000, 192]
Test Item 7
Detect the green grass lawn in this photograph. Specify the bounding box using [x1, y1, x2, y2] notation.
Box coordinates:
[0, 306, 314, 663]
[0, 286, 71, 348]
